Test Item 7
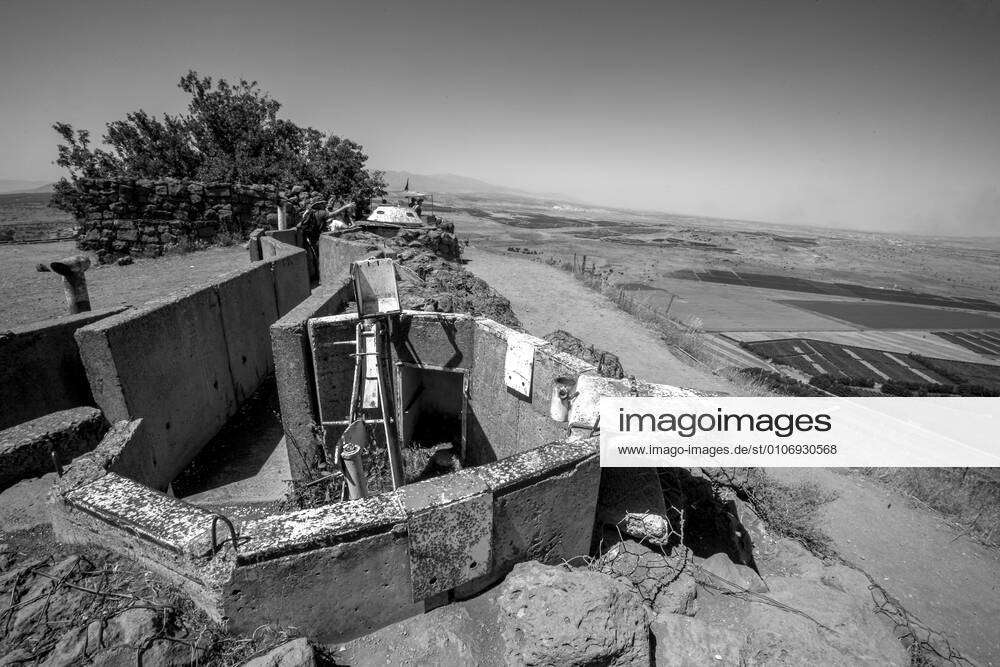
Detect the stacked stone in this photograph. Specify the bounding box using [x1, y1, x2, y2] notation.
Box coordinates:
[74, 178, 278, 262]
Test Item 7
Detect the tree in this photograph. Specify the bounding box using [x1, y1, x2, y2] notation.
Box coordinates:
[52, 70, 385, 212]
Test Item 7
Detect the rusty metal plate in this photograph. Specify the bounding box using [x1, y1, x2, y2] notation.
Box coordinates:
[405, 490, 493, 601]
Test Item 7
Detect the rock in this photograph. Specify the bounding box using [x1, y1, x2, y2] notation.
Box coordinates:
[116, 255, 133, 266]
[242, 638, 316, 667]
[696, 552, 769, 593]
[596, 468, 675, 548]
[334, 604, 492, 666]
[496, 561, 650, 666]
[543, 330, 626, 378]
[735, 576, 908, 666]
[596, 540, 697, 615]
[621, 512, 675, 547]
[650, 614, 748, 666]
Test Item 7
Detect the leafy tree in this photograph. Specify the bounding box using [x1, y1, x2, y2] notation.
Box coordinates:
[52, 70, 385, 212]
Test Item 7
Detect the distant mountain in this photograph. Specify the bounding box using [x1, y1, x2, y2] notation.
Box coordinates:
[0, 180, 55, 194]
[378, 170, 579, 203]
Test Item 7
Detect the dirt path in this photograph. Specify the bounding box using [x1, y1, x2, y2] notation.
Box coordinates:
[463, 246, 739, 394]
[768, 467, 1000, 665]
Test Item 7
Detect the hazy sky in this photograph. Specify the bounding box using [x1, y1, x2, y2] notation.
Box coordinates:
[1, 0, 998, 234]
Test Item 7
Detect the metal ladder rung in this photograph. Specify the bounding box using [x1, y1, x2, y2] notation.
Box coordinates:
[322, 418, 385, 427]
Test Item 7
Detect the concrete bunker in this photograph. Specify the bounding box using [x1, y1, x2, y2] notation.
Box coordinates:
[48, 230, 699, 644]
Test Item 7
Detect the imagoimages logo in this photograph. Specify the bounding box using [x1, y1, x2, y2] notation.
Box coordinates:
[599, 396, 1000, 468]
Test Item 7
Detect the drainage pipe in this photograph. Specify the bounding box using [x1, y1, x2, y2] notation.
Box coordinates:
[340, 442, 368, 499]
[39, 255, 92, 314]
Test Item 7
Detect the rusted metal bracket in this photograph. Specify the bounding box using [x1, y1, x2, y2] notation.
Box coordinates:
[210, 514, 239, 554]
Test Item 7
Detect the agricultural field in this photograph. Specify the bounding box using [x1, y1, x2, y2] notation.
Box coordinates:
[778, 300, 1000, 330]
[0, 192, 75, 243]
[741, 337, 1000, 392]
[934, 330, 1000, 357]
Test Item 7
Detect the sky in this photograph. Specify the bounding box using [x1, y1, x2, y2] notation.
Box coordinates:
[1, 0, 998, 235]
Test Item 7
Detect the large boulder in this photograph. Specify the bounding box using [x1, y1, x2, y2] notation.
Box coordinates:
[696, 552, 769, 594]
[496, 561, 650, 666]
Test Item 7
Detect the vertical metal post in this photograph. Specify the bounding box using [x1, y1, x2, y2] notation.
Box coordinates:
[375, 319, 405, 489]
[277, 203, 288, 231]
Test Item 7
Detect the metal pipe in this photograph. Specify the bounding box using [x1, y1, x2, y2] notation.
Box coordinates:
[340, 442, 368, 499]
[40, 255, 92, 314]
[375, 319, 405, 489]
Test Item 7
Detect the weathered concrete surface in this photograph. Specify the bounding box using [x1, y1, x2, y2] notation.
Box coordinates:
[0, 307, 124, 430]
[224, 529, 422, 644]
[217, 265, 279, 404]
[318, 234, 379, 286]
[51, 471, 234, 617]
[75, 283, 236, 490]
[490, 454, 600, 572]
[0, 406, 107, 490]
[392, 313, 476, 369]
[74, 249, 309, 490]
[271, 282, 353, 480]
[397, 469, 493, 600]
[266, 243, 311, 315]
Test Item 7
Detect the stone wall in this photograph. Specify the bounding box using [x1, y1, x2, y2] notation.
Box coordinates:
[73, 178, 278, 262]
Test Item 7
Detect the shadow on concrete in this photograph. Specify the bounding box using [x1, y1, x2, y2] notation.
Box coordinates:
[172, 377, 290, 506]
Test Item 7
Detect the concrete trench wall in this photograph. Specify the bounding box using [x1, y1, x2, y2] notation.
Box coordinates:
[73, 239, 310, 490]
[52, 308, 612, 644]
[0, 307, 125, 430]
[51, 412, 601, 643]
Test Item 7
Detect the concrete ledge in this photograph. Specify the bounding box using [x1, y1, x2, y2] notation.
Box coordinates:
[0, 307, 125, 430]
[51, 470, 234, 619]
[0, 407, 108, 491]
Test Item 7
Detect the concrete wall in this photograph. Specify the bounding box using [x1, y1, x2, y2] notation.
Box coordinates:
[53, 310, 610, 645]
[317, 233, 380, 286]
[270, 280, 356, 480]
[75, 242, 309, 489]
[0, 407, 108, 490]
[219, 437, 600, 643]
[0, 307, 124, 430]
[300, 312, 594, 473]
[466, 318, 593, 465]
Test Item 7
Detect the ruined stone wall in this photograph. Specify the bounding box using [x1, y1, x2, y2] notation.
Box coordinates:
[72, 178, 278, 262]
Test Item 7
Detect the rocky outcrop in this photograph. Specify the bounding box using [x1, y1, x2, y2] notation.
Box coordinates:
[543, 329, 626, 378]
[336, 227, 522, 328]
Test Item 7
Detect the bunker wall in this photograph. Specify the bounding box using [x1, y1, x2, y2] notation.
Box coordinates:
[74, 242, 309, 489]
[0, 307, 125, 430]
[271, 279, 356, 479]
[317, 233, 380, 286]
